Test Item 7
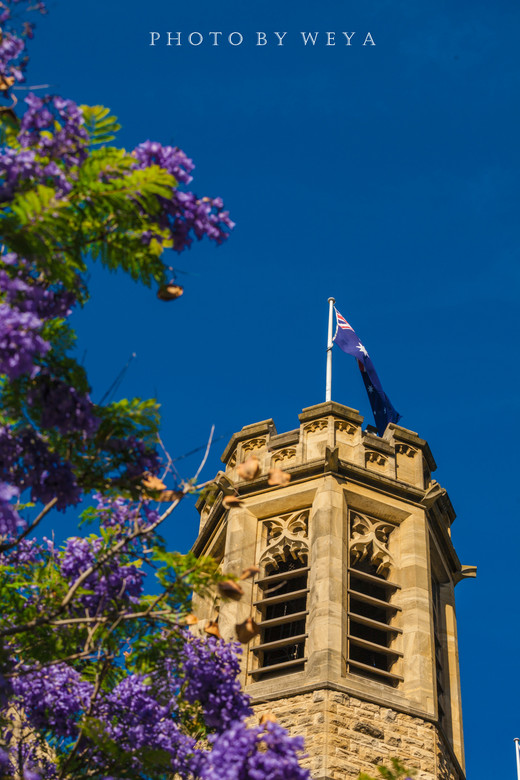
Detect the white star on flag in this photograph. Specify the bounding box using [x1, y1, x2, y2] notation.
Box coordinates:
[357, 344, 369, 357]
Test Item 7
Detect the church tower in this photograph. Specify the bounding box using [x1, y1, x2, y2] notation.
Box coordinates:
[192, 402, 475, 780]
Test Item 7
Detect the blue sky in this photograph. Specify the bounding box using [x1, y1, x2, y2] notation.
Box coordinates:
[24, 1, 520, 776]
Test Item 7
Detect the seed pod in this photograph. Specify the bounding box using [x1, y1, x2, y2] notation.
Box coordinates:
[223, 495, 242, 509]
[268, 468, 291, 486]
[217, 580, 244, 601]
[237, 456, 260, 481]
[142, 473, 167, 491]
[259, 712, 278, 725]
[157, 283, 184, 301]
[235, 617, 260, 643]
[239, 565, 261, 581]
[204, 620, 221, 639]
[158, 489, 184, 503]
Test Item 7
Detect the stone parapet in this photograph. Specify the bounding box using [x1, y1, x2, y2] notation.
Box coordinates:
[215, 403, 444, 499]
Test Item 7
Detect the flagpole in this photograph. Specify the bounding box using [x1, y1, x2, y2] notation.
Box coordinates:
[514, 738, 520, 780]
[325, 297, 335, 402]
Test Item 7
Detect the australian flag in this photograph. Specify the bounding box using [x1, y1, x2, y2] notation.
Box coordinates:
[333, 309, 401, 436]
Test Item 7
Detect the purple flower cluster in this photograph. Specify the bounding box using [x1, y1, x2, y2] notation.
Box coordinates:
[19, 94, 89, 168]
[106, 435, 161, 481]
[17, 428, 80, 509]
[0, 481, 21, 536]
[0, 425, 80, 512]
[59, 536, 144, 612]
[0, 253, 76, 320]
[196, 721, 311, 780]
[0, 742, 56, 780]
[96, 675, 197, 774]
[133, 139, 234, 253]
[133, 140, 194, 185]
[0, 2, 46, 85]
[0, 303, 49, 379]
[12, 663, 93, 738]
[0, 146, 73, 201]
[170, 191, 235, 252]
[0, 535, 44, 565]
[181, 634, 252, 732]
[0, 252, 77, 385]
[27, 374, 99, 436]
[94, 493, 160, 533]
[0, 94, 87, 201]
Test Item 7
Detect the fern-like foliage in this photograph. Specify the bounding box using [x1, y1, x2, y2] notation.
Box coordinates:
[81, 105, 121, 146]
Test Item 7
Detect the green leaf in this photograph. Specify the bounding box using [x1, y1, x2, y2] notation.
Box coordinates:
[81, 104, 121, 145]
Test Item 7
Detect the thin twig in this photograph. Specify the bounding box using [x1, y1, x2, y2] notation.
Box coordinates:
[58, 655, 112, 779]
[193, 424, 215, 483]
[0, 493, 185, 638]
[0, 497, 58, 554]
[13, 83, 52, 91]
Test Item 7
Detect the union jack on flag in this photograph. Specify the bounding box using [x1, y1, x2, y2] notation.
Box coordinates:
[335, 311, 354, 331]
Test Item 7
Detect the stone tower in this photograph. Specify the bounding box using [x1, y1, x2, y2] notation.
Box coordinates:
[192, 402, 475, 780]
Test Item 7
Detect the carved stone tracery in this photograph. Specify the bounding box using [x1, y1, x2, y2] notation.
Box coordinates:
[335, 420, 356, 435]
[304, 420, 327, 434]
[272, 447, 296, 464]
[260, 510, 309, 569]
[242, 437, 266, 453]
[396, 443, 417, 458]
[365, 450, 387, 467]
[228, 451, 237, 468]
[349, 511, 395, 576]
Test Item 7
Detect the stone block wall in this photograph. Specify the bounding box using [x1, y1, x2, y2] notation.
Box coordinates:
[252, 690, 462, 780]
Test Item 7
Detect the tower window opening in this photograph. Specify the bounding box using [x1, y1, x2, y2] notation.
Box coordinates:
[431, 576, 447, 726]
[347, 557, 402, 687]
[250, 557, 309, 680]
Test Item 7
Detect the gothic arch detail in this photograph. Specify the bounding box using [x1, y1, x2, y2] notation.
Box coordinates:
[272, 448, 296, 464]
[260, 510, 309, 569]
[335, 420, 357, 435]
[242, 437, 266, 453]
[365, 450, 387, 467]
[304, 420, 327, 433]
[228, 451, 237, 468]
[349, 511, 396, 576]
[396, 443, 417, 458]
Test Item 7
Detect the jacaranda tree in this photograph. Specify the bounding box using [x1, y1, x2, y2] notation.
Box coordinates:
[0, 3, 311, 778]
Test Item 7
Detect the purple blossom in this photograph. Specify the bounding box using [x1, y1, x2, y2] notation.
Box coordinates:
[0, 303, 49, 379]
[0, 2, 46, 84]
[181, 634, 252, 732]
[0, 536, 42, 565]
[106, 435, 160, 480]
[17, 428, 81, 509]
[94, 493, 159, 533]
[168, 190, 235, 252]
[96, 675, 197, 774]
[133, 140, 194, 184]
[12, 663, 93, 738]
[0, 482, 21, 537]
[0, 30, 25, 83]
[196, 721, 311, 780]
[132, 141, 234, 253]
[60, 536, 144, 612]
[27, 374, 99, 436]
[19, 93, 88, 168]
[0, 253, 77, 319]
[0, 425, 81, 510]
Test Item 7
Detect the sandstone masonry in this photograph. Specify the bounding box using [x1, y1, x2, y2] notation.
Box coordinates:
[193, 402, 475, 780]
